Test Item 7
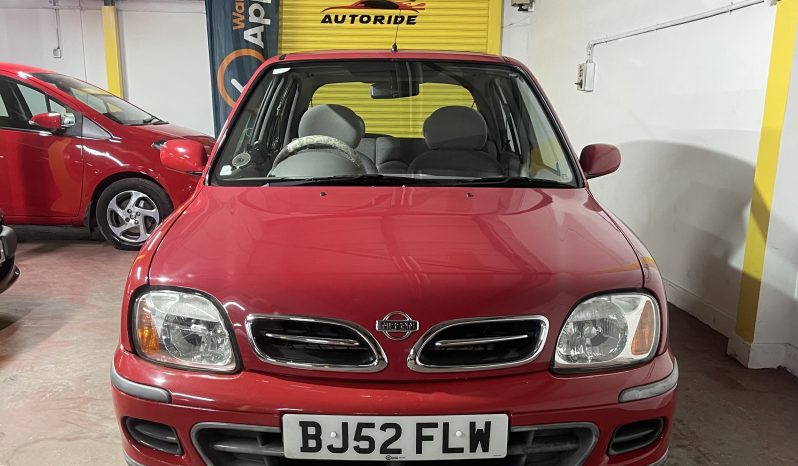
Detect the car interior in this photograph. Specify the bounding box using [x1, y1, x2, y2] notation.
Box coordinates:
[212, 61, 576, 185]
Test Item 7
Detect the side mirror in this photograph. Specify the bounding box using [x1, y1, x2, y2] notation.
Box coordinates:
[160, 139, 208, 174]
[579, 144, 621, 179]
[29, 112, 65, 132]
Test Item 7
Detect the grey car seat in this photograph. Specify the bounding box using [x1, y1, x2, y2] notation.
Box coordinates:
[354, 117, 408, 174]
[408, 106, 504, 178]
[272, 104, 378, 177]
[375, 137, 408, 174]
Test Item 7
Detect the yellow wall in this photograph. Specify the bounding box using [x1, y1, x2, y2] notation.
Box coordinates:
[312, 82, 475, 138]
[279, 0, 503, 54]
[279, 0, 503, 138]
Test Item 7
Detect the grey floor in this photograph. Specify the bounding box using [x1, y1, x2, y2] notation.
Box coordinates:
[0, 226, 796, 466]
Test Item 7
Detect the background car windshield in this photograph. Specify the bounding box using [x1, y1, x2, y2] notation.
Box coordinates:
[211, 61, 576, 186]
[34, 73, 161, 126]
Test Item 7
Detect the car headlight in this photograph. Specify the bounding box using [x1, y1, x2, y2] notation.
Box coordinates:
[132, 289, 237, 372]
[554, 293, 660, 371]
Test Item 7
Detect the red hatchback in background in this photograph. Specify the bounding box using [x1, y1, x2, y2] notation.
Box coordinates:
[112, 51, 676, 466]
[0, 63, 214, 249]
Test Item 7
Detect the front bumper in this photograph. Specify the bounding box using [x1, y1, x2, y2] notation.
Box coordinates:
[0, 225, 19, 294]
[112, 349, 677, 466]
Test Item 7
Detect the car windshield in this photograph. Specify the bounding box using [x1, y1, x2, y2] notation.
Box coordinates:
[211, 60, 577, 187]
[33, 73, 165, 126]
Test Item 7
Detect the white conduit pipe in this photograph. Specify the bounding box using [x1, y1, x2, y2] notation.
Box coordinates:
[586, 0, 767, 62]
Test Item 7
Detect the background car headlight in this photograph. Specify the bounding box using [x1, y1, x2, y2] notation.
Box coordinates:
[133, 289, 236, 372]
[554, 293, 660, 371]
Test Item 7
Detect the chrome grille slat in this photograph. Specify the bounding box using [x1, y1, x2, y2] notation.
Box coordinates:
[435, 334, 529, 348]
[246, 315, 387, 372]
[262, 332, 361, 347]
[408, 315, 549, 373]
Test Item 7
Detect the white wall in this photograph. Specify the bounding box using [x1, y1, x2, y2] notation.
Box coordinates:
[0, 1, 106, 86]
[752, 34, 798, 375]
[0, 0, 214, 136]
[116, 0, 213, 135]
[503, 0, 777, 338]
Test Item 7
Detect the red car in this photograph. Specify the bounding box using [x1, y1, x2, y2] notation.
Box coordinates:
[0, 63, 214, 249]
[112, 51, 676, 466]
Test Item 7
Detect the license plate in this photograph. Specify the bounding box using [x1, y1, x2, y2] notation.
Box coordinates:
[283, 414, 508, 461]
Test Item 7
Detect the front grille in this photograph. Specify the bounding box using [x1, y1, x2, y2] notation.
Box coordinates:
[408, 316, 548, 372]
[193, 424, 282, 465]
[510, 424, 597, 466]
[192, 422, 597, 466]
[608, 418, 664, 455]
[125, 418, 182, 455]
[246, 315, 387, 372]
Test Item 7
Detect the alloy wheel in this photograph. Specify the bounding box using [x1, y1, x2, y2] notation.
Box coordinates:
[106, 190, 161, 244]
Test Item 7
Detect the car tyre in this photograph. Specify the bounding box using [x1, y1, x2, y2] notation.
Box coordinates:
[96, 178, 172, 250]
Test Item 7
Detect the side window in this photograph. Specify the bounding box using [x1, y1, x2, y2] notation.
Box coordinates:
[49, 99, 68, 115]
[18, 85, 48, 116]
[0, 91, 8, 117]
[0, 78, 81, 134]
[0, 78, 24, 129]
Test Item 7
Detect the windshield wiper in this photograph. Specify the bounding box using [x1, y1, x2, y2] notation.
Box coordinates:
[263, 174, 444, 187]
[445, 177, 575, 188]
[230, 175, 574, 188]
[140, 116, 167, 125]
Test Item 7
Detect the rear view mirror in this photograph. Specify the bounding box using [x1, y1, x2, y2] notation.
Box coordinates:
[160, 139, 208, 174]
[371, 81, 419, 99]
[30, 112, 72, 132]
[580, 144, 621, 179]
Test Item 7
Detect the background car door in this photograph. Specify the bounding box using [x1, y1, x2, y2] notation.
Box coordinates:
[0, 77, 84, 218]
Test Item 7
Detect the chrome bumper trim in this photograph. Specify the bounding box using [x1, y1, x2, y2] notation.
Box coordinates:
[619, 359, 679, 403]
[111, 364, 171, 403]
[650, 448, 669, 466]
[123, 452, 146, 466]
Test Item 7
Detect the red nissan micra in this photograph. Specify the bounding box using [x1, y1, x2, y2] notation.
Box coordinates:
[112, 51, 677, 466]
[0, 63, 214, 249]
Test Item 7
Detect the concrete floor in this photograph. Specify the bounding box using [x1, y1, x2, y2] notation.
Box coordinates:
[0, 227, 796, 466]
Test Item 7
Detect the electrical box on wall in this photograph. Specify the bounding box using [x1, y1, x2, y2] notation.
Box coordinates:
[511, 0, 534, 12]
[576, 62, 596, 92]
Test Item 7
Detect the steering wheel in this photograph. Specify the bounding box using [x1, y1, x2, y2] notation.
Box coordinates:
[269, 135, 364, 176]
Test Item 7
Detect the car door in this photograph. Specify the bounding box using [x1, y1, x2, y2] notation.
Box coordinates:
[0, 76, 84, 218]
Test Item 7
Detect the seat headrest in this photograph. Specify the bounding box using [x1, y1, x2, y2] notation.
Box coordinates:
[355, 114, 366, 137]
[423, 106, 488, 150]
[299, 104, 362, 148]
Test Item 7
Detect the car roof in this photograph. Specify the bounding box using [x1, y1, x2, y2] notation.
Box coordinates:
[278, 49, 508, 64]
[0, 62, 54, 74]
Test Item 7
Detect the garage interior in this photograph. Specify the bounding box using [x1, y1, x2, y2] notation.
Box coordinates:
[1, 0, 798, 465]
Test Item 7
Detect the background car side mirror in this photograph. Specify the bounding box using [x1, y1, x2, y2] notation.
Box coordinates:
[30, 112, 74, 132]
[579, 144, 621, 179]
[160, 139, 208, 174]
